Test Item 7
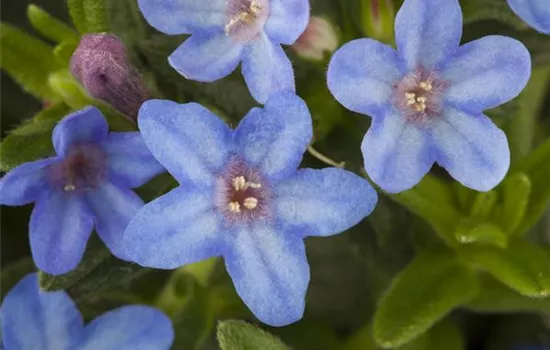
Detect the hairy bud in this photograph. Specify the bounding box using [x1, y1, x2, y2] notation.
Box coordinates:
[292, 17, 338, 61]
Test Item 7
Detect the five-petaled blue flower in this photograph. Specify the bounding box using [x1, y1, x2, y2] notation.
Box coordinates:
[122, 92, 378, 327]
[327, 0, 531, 193]
[1, 273, 174, 350]
[0, 107, 164, 275]
[137, 0, 310, 104]
[508, 0, 550, 34]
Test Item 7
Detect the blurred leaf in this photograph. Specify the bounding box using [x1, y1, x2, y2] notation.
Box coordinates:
[272, 322, 342, 350]
[0, 103, 70, 171]
[397, 318, 464, 350]
[217, 320, 291, 350]
[0, 258, 36, 302]
[455, 221, 508, 249]
[342, 323, 376, 350]
[460, 240, 550, 298]
[390, 175, 463, 245]
[466, 275, 550, 313]
[372, 248, 479, 348]
[469, 191, 497, 220]
[68, 0, 108, 33]
[499, 173, 531, 235]
[0, 22, 61, 100]
[27, 5, 79, 44]
[462, 0, 526, 29]
[54, 41, 79, 64]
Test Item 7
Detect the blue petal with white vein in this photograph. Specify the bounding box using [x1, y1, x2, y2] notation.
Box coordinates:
[125, 92, 377, 326]
[0, 273, 174, 350]
[137, 0, 310, 104]
[327, 0, 531, 193]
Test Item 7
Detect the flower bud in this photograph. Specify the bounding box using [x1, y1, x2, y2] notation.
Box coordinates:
[361, 0, 395, 43]
[70, 34, 150, 121]
[292, 17, 338, 61]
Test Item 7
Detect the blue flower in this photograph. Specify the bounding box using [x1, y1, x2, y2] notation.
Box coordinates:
[123, 92, 378, 326]
[327, 0, 531, 193]
[137, 0, 310, 104]
[1, 273, 174, 350]
[0, 107, 164, 275]
[508, 0, 550, 34]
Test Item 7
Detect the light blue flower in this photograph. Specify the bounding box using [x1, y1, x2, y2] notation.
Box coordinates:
[327, 0, 531, 193]
[123, 92, 378, 326]
[508, 0, 550, 34]
[137, 0, 310, 104]
[0, 273, 174, 350]
[0, 107, 164, 275]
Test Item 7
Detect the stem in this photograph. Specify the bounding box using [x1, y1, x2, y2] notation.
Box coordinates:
[307, 145, 346, 168]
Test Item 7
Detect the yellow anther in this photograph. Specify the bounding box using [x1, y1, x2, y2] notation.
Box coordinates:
[248, 182, 262, 189]
[225, 0, 261, 34]
[243, 197, 258, 210]
[64, 184, 76, 192]
[232, 176, 247, 190]
[228, 201, 241, 213]
[419, 81, 433, 91]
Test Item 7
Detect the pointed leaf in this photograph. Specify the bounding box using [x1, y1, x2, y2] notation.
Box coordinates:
[83, 0, 109, 33]
[27, 5, 79, 44]
[469, 191, 497, 220]
[67, 0, 88, 33]
[217, 320, 291, 350]
[455, 221, 508, 249]
[0, 22, 61, 100]
[373, 248, 479, 348]
[460, 240, 550, 298]
[0, 103, 70, 171]
[499, 173, 531, 236]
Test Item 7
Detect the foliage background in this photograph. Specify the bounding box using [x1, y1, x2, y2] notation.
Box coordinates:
[1, 0, 550, 349]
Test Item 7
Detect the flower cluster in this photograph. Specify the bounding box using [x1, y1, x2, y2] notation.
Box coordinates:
[0, 0, 535, 340]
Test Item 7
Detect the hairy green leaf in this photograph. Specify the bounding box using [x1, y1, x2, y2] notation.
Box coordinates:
[67, 0, 88, 33]
[217, 320, 291, 350]
[83, 0, 109, 33]
[373, 249, 479, 348]
[27, 5, 79, 44]
[499, 173, 531, 235]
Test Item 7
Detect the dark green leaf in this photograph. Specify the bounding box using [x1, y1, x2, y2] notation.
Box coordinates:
[217, 320, 291, 350]
[67, 0, 88, 33]
[0, 22, 61, 100]
[373, 248, 479, 348]
[0, 103, 70, 171]
[0, 258, 36, 302]
[27, 5, 79, 44]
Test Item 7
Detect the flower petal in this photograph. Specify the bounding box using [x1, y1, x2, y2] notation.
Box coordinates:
[53, 107, 108, 157]
[123, 186, 222, 269]
[224, 224, 309, 326]
[275, 168, 377, 237]
[0, 158, 59, 206]
[431, 107, 510, 191]
[1, 274, 83, 350]
[234, 92, 311, 181]
[442, 35, 531, 112]
[101, 132, 165, 188]
[265, 0, 310, 44]
[138, 100, 232, 186]
[85, 182, 144, 260]
[76, 306, 174, 350]
[169, 31, 244, 82]
[241, 33, 295, 104]
[508, 0, 550, 34]
[361, 111, 434, 193]
[30, 191, 94, 275]
[395, 0, 462, 70]
[327, 38, 403, 117]
[137, 0, 227, 35]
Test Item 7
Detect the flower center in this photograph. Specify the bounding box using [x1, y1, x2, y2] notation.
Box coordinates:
[48, 143, 107, 193]
[225, 0, 269, 42]
[393, 67, 447, 123]
[216, 157, 271, 223]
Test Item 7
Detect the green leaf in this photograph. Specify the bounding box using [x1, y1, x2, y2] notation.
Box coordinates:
[54, 41, 79, 64]
[455, 221, 508, 249]
[0, 22, 61, 100]
[372, 248, 479, 348]
[342, 323, 376, 350]
[217, 320, 291, 350]
[499, 173, 531, 235]
[462, 0, 526, 29]
[27, 5, 79, 44]
[466, 275, 550, 313]
[390, 175, 463, 244]
[0, 103, 70, 171]
[68, 0, 108, 33]
[424, 319, 465, 350]
[459, 240, 550, 298]
[67, 0, 88, 33]
[39, 235, 149, 302]
[469, 191, 498, 220]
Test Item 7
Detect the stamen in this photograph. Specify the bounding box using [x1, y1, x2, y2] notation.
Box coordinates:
[419, 81, 433, 91]
[228, 201, 241, 213]
[64, 184, 76, 192]
[243, 197, 258, 210]
[232, 176, 247, 190]
[225, 0, 262, 34]
[248, 182, 261, 189]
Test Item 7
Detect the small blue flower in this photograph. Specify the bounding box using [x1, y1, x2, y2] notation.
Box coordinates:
[508, 0, 550, 34]
[1, 273, 174, 350]
[0, 107, 164, 275]
[123, 92, 378, 327]
[327, 0, 531, 193]
[137, 0, 310, 104]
